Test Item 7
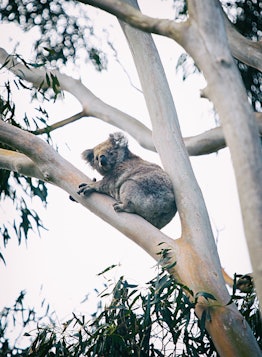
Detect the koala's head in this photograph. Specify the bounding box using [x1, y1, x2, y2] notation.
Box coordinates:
[82, 132, 129, 175]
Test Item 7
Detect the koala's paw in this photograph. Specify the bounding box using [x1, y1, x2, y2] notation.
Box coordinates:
[113, 202, 125, 212]
[113, 201, 135, 213]
[77, 183, 95, 196]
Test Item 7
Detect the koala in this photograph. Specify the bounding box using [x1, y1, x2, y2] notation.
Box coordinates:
[78, 132, 177, 229]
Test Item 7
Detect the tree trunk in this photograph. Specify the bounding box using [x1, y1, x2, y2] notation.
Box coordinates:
[183, 0, 262, 316]
[117, 0, 261, 355]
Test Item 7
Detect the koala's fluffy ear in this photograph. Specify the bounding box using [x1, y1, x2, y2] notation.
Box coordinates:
[109, 132, 128, 148]
[82, 149, 94, 164]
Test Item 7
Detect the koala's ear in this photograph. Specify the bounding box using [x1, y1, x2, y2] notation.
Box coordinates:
[82, 149, 94, 164]
[109, 132, 128, 148]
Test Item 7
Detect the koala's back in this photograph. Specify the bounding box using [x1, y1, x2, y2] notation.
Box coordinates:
[105, 157, 177, 228]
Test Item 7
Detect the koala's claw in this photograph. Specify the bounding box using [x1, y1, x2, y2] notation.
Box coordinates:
[78, 183, 93, 196]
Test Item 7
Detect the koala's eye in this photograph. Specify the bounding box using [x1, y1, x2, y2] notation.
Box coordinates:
[109, 151, 114, 156]
[95, 155, 99, 161]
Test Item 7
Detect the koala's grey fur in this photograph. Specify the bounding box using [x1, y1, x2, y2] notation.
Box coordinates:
[78, 132, 177, 229]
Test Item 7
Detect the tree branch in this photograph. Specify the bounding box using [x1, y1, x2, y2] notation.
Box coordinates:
[0, 149, 44, 180]
[77, 0, 262, 71]
[223, 11, 262, 72]
[185, 113, 262, 156]
[32, 111, 262, 156]
[0, 48, 154, 151]
[31, 111, 86, 135]
[78, 0, 186, 40]
[0, 119, 176, 264]
[185, 127, 226, 156]
[2, 47, 261, 157]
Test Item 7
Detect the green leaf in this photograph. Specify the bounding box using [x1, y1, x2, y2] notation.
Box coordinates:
[166, 260, 177, 270]
[45, 73, 51, 87]
[195, 291, 217, 302]
[97, 264, 118, 276]
[43, 47, 56, 55]
[0, 251, 6, 265]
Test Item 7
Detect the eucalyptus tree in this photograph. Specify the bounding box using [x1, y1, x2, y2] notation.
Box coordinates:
[0, 0, 261, 355]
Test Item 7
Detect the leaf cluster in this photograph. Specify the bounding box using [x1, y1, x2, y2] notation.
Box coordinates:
[1, 265, 261, 356]
[0, 78, 48, 259]
[0, 0, 108, 71]
[0, 172, 47, 264]
[0, 267, 217, 356]
[0, 290, 53, 357]
[232, 0, 262, 111]
[0, 56, 55, 258]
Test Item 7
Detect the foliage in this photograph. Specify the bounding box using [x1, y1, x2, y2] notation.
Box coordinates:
[228, 0, 262, 111]
[0, 0, 108, 71]
[0, 0, 116, 252]
[0, 290, 54, 356]
[0, 171, 47, 264]
[0, 65, 50, 258]
[0, 264, 261, 356]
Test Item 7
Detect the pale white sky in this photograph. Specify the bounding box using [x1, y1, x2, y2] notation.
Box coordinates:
[0, 0, 251, 331]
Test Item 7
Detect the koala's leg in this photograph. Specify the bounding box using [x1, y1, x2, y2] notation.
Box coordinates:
[113, 200, 136, 213]
[113, 180, 140, 213]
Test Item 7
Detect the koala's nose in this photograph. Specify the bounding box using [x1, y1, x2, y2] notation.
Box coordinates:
[100, 155, 107, 166]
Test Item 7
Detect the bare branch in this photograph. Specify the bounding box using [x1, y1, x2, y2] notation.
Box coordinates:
[77, 0, 262, 72]
[0, 47, 154, 151]
[33, 110, 262, 156]
[32, 111, 86, 135]
[0, 149, 44, 180]
[77, 0, 186, 41]
[223, 12, 262, 72]
[2, 46, 260, 157]
[185, 113, 262, 156]
[185, 127, 225, 156]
